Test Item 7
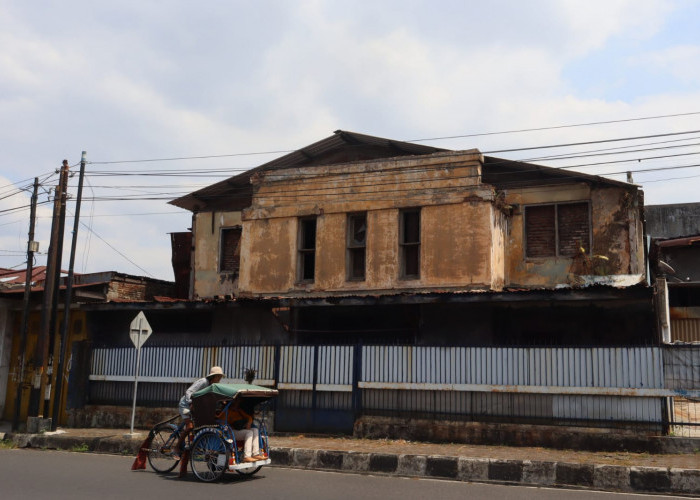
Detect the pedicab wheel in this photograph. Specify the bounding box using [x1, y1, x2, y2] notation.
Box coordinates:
[235, 465, 262, 476]
[147, 424, 180, 473]
[190, 429, 229, 482]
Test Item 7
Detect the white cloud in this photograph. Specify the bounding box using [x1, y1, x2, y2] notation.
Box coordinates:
[553, 0, 672, 55]
[631, 45, 700, 84]
[0, 0, 698, 279]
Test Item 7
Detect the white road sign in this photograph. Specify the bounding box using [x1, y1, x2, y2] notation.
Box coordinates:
[129, 311, 152, 349]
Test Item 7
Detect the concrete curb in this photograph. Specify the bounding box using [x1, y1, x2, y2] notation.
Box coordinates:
[4, 433, 699, 496]
[266, 447, 700, 496]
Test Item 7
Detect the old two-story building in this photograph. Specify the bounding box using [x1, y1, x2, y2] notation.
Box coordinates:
[171, 130, 655, 346]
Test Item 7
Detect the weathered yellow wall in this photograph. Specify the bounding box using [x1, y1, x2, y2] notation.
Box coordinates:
[192, 211, 242, 298]
[196, 151, 644, 298]
[316, 213, 347, 290]
[3, 310, 87, 425]
[422, 203, 496, 287]
[491, 208, 506, 289]
[367, 210, 399, 289]
[503, 184, 644, 288]
[237, 151, 506, 297]
[239, 201, 500, 296]
[239, 217, 296, 293]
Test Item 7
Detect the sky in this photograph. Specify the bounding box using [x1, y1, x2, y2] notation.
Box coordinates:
[1, 0, 700, 281]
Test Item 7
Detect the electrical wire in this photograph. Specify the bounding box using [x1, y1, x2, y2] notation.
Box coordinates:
[408, 111, 700, 143]
[78, 220, 154, 277]
[81, 111, 700, 166]
[81, 177, 96, 273]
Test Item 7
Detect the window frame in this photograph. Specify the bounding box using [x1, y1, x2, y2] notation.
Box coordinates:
[346, 212, 367, 281]
[399, 208, 421, 279]
[524, 201, 592, 259]
[219, 225, 242, 274]
[297, 216, 317, 283]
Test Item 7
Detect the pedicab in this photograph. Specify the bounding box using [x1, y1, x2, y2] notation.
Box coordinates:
[134, 382, 278, 482]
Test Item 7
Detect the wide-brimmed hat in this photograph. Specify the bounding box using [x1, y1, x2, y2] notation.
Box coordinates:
[206, 366, 225, 379]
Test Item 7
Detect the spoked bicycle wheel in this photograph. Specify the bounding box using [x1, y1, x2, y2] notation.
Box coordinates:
[190, 429, 229, 482]
[147, 424, 180, 473]
[235, 464, 262, 476]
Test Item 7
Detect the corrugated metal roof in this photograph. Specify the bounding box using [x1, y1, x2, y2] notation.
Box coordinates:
[482, 156, 636, 189]
[169, 130, 447, 211]
[171, 130, 639, 212]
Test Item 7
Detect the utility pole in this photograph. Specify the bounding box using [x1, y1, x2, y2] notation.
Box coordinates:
[45, 162, 69, 417]
[28, 161, 69, 421]
[12, 178, 39, 430]
[52, 152, 86, 430]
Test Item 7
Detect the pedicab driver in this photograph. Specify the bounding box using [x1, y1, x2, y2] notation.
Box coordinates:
[173, 366, 225, 458]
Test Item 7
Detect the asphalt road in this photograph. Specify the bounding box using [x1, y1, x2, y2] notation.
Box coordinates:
[0, 449, 686, 500]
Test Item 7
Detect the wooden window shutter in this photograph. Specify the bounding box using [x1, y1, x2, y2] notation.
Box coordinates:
[557, 202, 590, 256]
[525, 205, 556, 257]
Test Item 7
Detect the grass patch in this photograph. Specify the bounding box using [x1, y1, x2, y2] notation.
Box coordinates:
[71, 443, 89, 453]
[0, 439, 15, 449]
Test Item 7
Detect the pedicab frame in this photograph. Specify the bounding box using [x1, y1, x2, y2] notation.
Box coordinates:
[141, 383, 278, 482]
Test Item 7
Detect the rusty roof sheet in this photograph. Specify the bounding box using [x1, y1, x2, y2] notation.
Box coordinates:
[169, 130, 447, 211]
[656, 235, 700, 247]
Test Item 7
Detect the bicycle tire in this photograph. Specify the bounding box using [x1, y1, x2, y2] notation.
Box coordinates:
[190, 428, 229, 482]
[147, 424, 180, 473]
[235, 465, 262, 476]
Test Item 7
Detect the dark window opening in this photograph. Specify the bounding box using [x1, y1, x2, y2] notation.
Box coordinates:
[220, 226, 242, 273]
[400, 209, 420, 278]
[347, 213, 367, 280]
[298, 217, 317, 282]
[525, 202, 590, 258]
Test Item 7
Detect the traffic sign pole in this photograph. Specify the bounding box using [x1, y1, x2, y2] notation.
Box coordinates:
[129, 317, 142, 435]
[127, 312, 152, 436]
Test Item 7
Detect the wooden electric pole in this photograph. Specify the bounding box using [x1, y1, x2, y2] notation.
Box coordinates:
[52, 152, 86, 429]
[12, 177, 39, 430]
[28, 160, 69, 421]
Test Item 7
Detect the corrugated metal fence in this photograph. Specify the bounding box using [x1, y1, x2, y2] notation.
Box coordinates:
[87, 344, 700, 434]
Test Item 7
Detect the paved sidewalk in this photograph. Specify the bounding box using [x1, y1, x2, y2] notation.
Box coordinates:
[2, 424, 699, 496]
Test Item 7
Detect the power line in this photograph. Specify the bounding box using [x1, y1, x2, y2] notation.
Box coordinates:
[79, 141, 700, 191]
[68, 161, 700, 205]
[1, 157, 697, 208]
[78, 220, 154, 277]
[88, 150, 292, 165]
[82, 112, 700, 166]
[408, 111, 700, 142]
[483, 129, 700, 154]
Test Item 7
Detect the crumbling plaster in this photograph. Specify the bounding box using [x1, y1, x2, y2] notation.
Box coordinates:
[192, 211, 242, 298]
[503, 184, 643, 288]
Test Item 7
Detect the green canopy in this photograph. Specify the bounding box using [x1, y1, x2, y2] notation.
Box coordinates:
[191, 382, 278, 400]
[190, 383, 278, 426]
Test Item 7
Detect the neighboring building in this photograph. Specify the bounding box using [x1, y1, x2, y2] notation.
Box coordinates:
[646, 203, 700, 343]
[0, 269, 177, 424]
[645, 202, 700, 239]
[171, 131, 655, 345]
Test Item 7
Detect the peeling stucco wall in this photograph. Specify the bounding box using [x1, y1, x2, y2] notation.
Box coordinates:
[194, 152, 644, 299]
[503, 184, 644, 288]
[238, 151, 506, 297]
[239, 216, 296, 293]
[192, 210, 242, 298]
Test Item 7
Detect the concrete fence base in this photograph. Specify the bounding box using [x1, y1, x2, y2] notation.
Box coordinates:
[354, 416, 700, 454]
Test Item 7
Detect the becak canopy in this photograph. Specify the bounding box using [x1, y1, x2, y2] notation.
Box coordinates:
[191, 383, 278, 426]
